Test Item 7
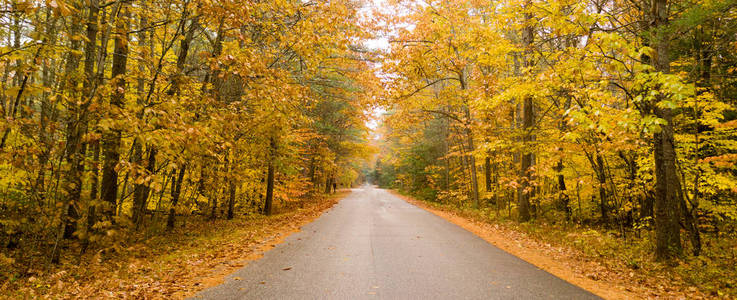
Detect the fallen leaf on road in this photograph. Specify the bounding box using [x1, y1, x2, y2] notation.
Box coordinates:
[282, 267, 292, 271]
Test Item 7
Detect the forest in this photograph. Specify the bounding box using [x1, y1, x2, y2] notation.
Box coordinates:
[1, 0, 736, 298]
[372, 0, 737, 296]
[0, 0, 377, 293]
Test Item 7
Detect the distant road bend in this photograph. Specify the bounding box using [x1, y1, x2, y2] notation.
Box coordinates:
[195, 185, 599, 299]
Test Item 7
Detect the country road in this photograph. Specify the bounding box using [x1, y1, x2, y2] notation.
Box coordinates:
[194, 186, 599, 300]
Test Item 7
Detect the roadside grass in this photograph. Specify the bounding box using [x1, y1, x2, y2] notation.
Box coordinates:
[1, 191, 347, 299]
[398, 191, 737, 299]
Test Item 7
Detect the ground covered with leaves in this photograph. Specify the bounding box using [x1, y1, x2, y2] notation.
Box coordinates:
[394, 192, 736, 299]
[0, 192, 346, 299]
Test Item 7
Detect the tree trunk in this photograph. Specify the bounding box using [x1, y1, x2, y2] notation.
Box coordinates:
[467, 132, 480, 207]
[556, 158, 571, 221]
[101, 4, 129, 220]
[458, 67, 479, 207]
[519, 94, 534, 222]
[131, 141, 144, 224]
[227, 181, 236, 220]
[80, 0, 100, 248]
[444, 119, 451, 193]
[264, 137, 276, 215]
[132, 5, 149, 230]
[680, 192, 701, 256]
[209, 189, 218, 221]
[83, 139, 100, 253]
[166, 166, 186, 231]
[308, 156, 316, 190]
[51, 3, 84, 262]
[61, 14, 85, 240]
[133, 147, 156, 228]
[653, 111, 683, 260]
[485, 156, 492, 192]
[650, 0, 683, 261]
[642, 190, 654, 219]
[597, 154, 608, 224]
[325, 176, 333, 194]
[518, 1, 535, 222]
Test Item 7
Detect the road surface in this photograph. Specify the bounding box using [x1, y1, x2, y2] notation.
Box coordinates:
[194, 186, 599, 299]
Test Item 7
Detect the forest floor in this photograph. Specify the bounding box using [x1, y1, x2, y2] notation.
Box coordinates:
[391, 191, 724, 300]
[1, 191, 348, 299]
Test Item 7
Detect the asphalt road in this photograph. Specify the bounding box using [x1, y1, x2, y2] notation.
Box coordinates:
[194, 186, 599, 300]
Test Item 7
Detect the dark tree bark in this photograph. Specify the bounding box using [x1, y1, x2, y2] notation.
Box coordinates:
[456, 68, 479, 208]
[101, 4, 129, 220]
[519, 94, 534, 222]
[465, 126, 480, 207]
[80, 0, 100, 252]
[642, 190, 654, 219]
[485, 156, 492, 192]
[209, 189, 218, 221]
[555, 94, 572, 221]
[650, 0, 683, 261]
[131, 6, 149, 229]
[227, 181, 236, 220]
[51, 2, 85, 263]
[264, 137, 277, 215]
[596, 154, 608, 224]
[680, 190, 701, 256]
[61, 15, 85, 240]
[555, 158, 571, 220]
[83, 139, 100, 254]
[133, 148, 156, 228]
[308, 156, 317, 190]
[518, 0, 535, 222]
[325, 176, 333, 194]
[166, 166, 186, 231]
